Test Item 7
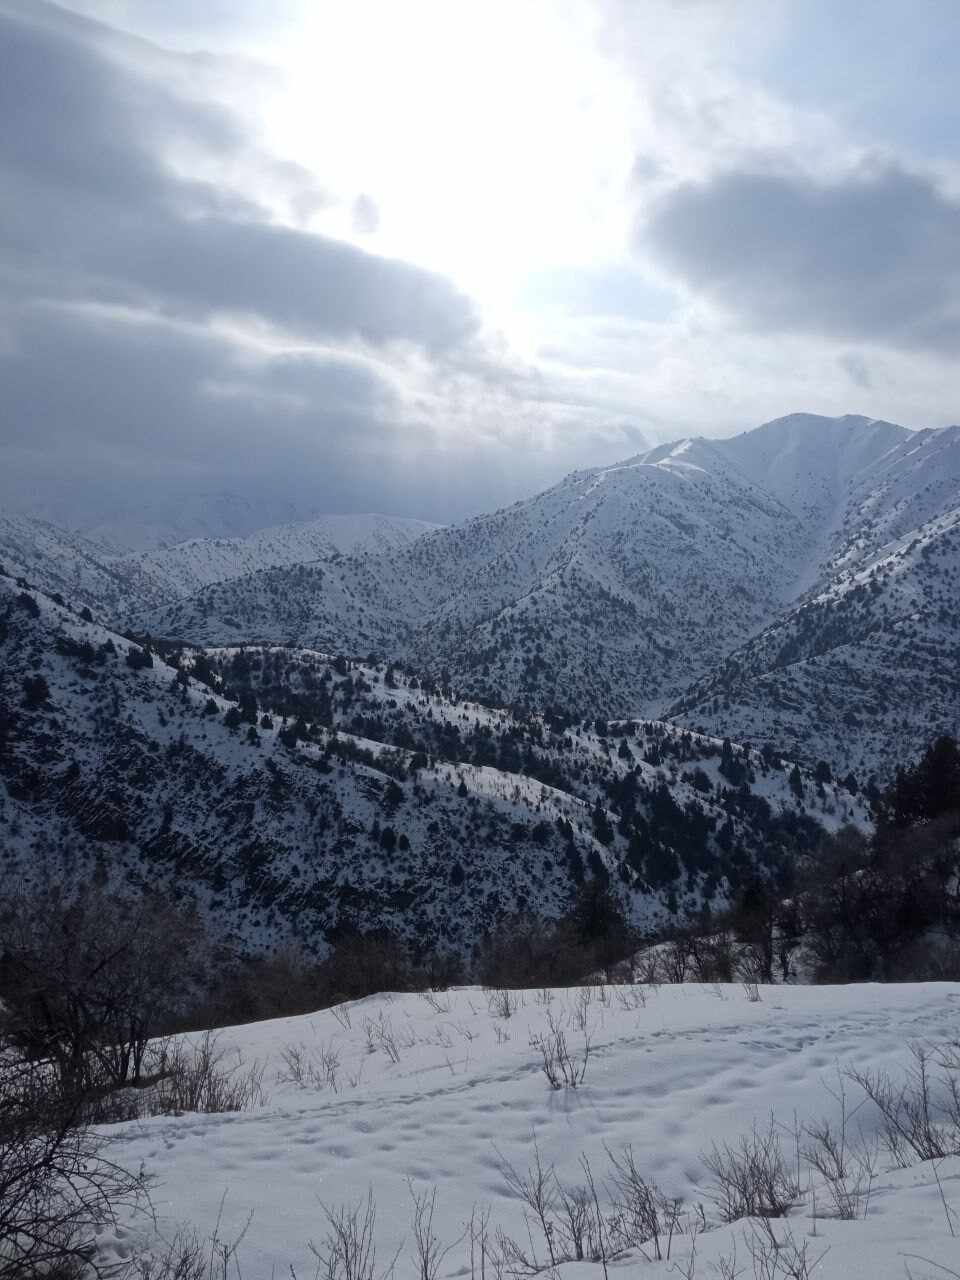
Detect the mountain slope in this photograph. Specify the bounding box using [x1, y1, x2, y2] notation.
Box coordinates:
[0, 512, 171, 617]
[137, 413, 960, 776]
[113, 512, 440, 605]
[141, 437, 815, 717]
[14, 413, 957, 779]
[667, 500, 960, 777]
[0, 570, 858, 955]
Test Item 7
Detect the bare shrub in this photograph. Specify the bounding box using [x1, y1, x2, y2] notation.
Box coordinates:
[130, 1203, 252, 1280]
[463, 1205, 495, 1280]
[737, 948, 770, 988]
[361, 1014, 402, 1065]
[418, 992, 451, 1015]
[494, 1142, 680, 1275]
[530, 1013, 590, 1089]
[493, 1141, 562, 1273]
[849, 1042, 960, 1166]
[407, 1183, 462, 1280]
[803, 1122, 878, 1221]
[0, 886, 208, 1095]
[308, 1189, 399, 1280]
[158, 1033, 267, 1115]
[570, 986, 592, 1032]
[554, 1183, 595, 1262]
[605, 1143, 684, 1261]
[743, 1217, 830, 1280]
[0, 1050, 149, 1280]
[662, 938, 694, 984]
[485, 988, 518, 1020]
[690, 932, 735, 984]
[634, 951, 664, 985]
[278, 1042, 341, 1093]
[330, 1004, 353, 1031]
[703, 1119, 799, 1222]
[742, 981, 761, 1003]
[801, 1073, 878, 1221]
[614, 985, 647, 1011]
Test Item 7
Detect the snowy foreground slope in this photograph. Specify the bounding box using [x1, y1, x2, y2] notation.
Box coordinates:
[101, 981, 960, 1279]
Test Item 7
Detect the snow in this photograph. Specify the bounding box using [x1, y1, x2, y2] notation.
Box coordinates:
[99, 981, 960, 1278]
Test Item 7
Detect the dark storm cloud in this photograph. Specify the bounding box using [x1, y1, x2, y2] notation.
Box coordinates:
[0, 301, 548, 534]
[0, 301, 396, 506]
[641, 163, 960, 354]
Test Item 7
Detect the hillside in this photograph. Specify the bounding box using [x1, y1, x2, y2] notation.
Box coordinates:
[111, 512, 440, 605]
[139, 434, 816, 716]
[133, 414, 960, 776]
[0, 512, 170, 617]
[0, 510, 439, 618]
[668, 501, 960, 776]
[0, 571, 862, 956]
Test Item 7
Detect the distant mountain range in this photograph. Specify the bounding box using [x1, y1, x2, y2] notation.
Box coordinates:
[3, 413, 958, 781]
[0, 511, 439, 616]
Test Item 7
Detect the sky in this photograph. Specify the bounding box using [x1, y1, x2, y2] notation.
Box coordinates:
[1, 0, 959, 542]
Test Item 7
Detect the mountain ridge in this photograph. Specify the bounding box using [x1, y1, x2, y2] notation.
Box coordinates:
[5, 412, 956, 778]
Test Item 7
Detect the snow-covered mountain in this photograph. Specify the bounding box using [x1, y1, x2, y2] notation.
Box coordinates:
[111, 512, 441, 605]
[0, 569, 859, 955]
[0, 512, 166, 616]
[668, 500, 960, 777]
[140, 433, 815, 716]
[8, 412, 957, 779]
[0, 509, 439, 617]
[134, 413, 960, 775]
[17, 490, 323, 553]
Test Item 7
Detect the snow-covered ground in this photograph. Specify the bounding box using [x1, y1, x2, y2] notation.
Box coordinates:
[101, 981, 960, 1278]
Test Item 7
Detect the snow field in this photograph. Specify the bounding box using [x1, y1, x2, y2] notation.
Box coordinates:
[100, 981, 960, 1278]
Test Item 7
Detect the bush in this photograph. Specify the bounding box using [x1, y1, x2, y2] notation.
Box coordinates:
[0, 1047, 148, 1279]
[0, 887, 209, 1095]
[703, 1119, 799, 1222]
[849, 1043, 960, 1167]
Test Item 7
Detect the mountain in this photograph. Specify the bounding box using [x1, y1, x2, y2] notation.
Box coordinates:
[0, 512, 167, 617]
[0, 569, 859, 955]
[667, 500, 960, 779]
[9, 413, 956, 780]
[139, 434, 817, 716]
[0, 509, 439, 620]
[134, 413, 960, 774]
[112, 513, 441, 605]
[10, 490, 324, 553]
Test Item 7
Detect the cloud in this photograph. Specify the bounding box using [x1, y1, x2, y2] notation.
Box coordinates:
[0, 1, 504, 539]
[640, 162, 960, 355]
[0, 6, 477, 351]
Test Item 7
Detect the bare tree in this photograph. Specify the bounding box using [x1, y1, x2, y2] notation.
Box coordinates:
[0, 1046, 148, 1279]
[0, 886, 208, 1096]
